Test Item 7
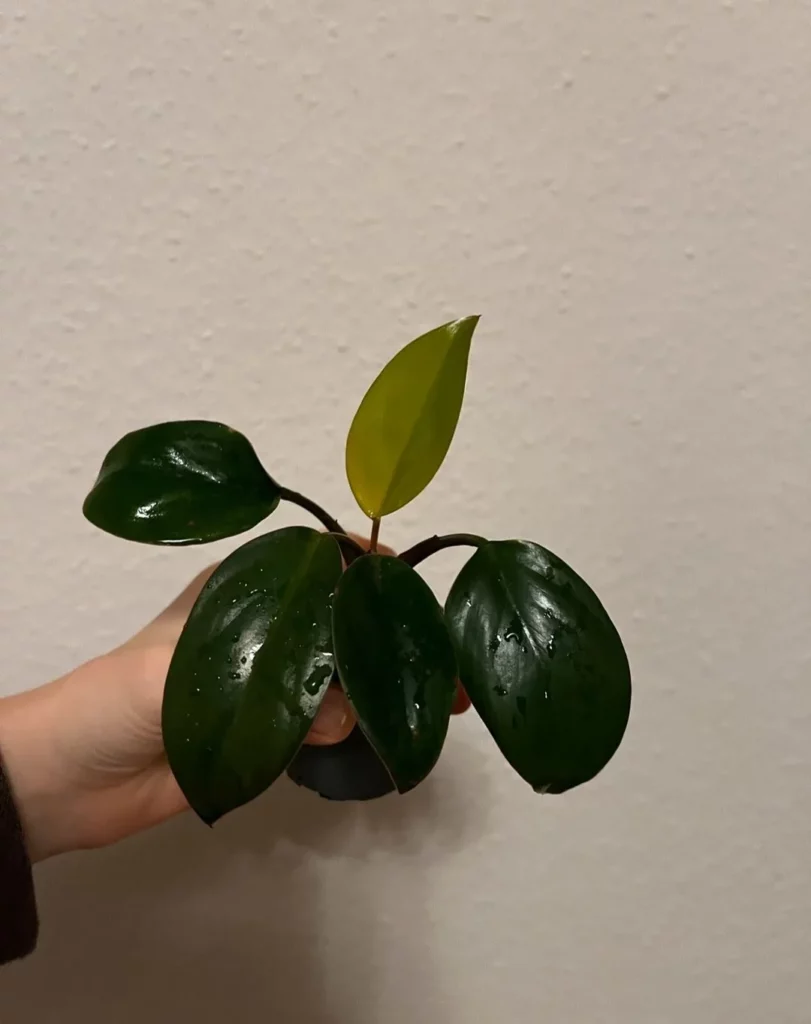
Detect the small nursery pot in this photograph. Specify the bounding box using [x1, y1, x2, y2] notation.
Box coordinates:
[287, 725, 396, 801]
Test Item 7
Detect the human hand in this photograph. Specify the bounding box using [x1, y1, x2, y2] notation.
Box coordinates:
[0, 539, 469, 862]
[0, 563, 352, 862]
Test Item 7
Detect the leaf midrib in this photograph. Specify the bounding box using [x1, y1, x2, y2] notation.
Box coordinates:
[376, 335, 465, 515]
[480, 545, 544, 661]
[219, 534, 329, 766]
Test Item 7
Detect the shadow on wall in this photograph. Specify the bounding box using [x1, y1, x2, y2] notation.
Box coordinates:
[2, 734, 491, 1024]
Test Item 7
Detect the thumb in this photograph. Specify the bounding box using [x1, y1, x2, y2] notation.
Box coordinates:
[306, 686, 355, 746]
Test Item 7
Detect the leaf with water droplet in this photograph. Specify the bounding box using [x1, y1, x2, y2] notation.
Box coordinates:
[332, 554, 457, 792]
[304, 663, 333, 696]
[445, 540, 631, 792]
[83, 420, 281, 544]
[162, 526, 342, 823]
[345, 317, 480, 518]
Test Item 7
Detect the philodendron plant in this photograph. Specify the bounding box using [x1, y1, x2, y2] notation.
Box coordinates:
[83, 317, 631, 823]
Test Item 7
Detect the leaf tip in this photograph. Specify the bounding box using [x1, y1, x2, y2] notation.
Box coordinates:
[394, 778, 420, 796]
[450, 314, 481, 338]
[81, 489, 96, 522]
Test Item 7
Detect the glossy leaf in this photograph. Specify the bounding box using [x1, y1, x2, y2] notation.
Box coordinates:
[162, 526, 342, 823]
[446, 541, 631, 793]
[332, 554, 457, 792]
[345, 316, 479, 518]
[83, 420, 280, 544]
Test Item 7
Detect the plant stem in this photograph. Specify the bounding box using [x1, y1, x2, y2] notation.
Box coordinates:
[331, 532, 366, 565]
[369, 517, 381, 553]
[398, 533, 487, 568]
[279, 487, 346, 535]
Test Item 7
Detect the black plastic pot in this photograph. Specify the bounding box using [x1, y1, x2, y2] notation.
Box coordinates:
[287, 725, 396, 801]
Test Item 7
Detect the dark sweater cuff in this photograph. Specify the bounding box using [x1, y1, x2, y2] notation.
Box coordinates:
[0, 752, 38, 963]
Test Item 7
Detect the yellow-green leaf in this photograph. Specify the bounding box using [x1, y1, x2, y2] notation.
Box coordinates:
[345, 316, 480, 518]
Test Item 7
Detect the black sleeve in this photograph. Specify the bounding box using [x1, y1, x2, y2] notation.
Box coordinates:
[0, 752, 38, 964]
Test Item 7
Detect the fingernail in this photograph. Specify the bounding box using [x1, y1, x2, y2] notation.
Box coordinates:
[310, 687, 351, 743]
[453, 685, 471, 715]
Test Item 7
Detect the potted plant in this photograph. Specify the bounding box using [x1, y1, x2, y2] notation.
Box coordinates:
[83, 317, 631, 822]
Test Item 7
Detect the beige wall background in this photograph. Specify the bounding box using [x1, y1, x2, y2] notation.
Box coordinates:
[2, 1, 810, 1021]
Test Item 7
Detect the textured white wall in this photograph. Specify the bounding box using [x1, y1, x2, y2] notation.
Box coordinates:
[2, 1, 810, 1021]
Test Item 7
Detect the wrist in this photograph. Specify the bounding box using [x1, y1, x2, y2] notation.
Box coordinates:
[0, 678, 78, 862]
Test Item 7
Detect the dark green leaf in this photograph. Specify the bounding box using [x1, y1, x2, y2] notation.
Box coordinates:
[332, 554, 457, 793]
[83, 420, 280, 544]
[162, 526, 342, 823]
[446, 540, 631, 793]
